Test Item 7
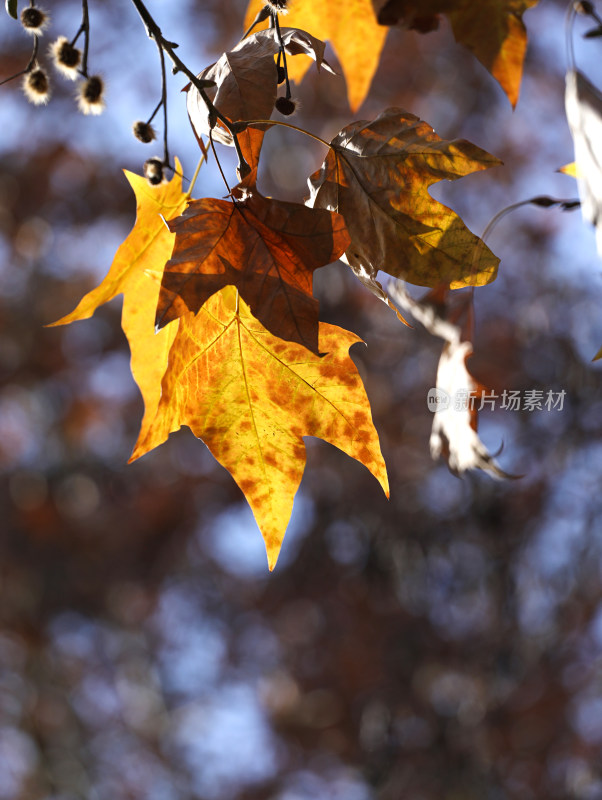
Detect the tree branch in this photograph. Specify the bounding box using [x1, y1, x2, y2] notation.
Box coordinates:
[129, 0, 249, 175]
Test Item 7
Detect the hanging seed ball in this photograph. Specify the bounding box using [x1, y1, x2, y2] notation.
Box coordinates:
[77, 75, 105, 115]
[50, 37, 81, 79]
[23, 67, 51, 105]
[133, 121, 157, 144]
[275, 96, 297, 116]
[144, 158, 164, 186]
[266, 0, 288, 12]
[277, 65, 286, 84]
[21, 7, 49, 35]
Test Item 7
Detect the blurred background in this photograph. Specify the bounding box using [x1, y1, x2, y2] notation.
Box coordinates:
[1, 0, 602, 797]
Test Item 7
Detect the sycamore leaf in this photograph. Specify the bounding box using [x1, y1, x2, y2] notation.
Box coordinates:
[307, 108, 501, 301]
[133, 285, 388, 570]
[389, 281, 513, 478]
[187, 31, 278, 149]
[243, 0, 388, 112]
[187, 28, 332, 169]
[156, 179, 350, 355]
[373, 0, 538, 107]
[50, 161, 189, 448]
[565, 69, 602, 256]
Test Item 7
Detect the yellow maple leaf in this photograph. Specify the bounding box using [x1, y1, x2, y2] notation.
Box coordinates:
[132, 286, 389, 570]
[50, 160, 189, 449]
[243, 0, 388, 112]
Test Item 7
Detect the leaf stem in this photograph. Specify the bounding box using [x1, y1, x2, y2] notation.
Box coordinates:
[209, 130, 231, 195]
[245, 119, 330, 148]
[186, 150, 207, 198]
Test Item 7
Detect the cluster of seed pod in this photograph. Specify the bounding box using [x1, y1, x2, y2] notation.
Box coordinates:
[20, 5, 105, 115]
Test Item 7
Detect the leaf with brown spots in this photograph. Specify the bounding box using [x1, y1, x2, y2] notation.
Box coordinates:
[156, 180, 350, 355]
[373, 0, 538, 107]
[243, 0, 388, 111]
[132, 285, 389, 570]
[307, 108, 501, 303]
[49, 161, 189, 451]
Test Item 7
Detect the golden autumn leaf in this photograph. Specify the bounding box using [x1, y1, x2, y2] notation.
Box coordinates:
[243, 0, 388, 112]
[373, 0, 539, 107]
[307, 108, 501, 298]
[132, 285, 389, 570]
[50, 161, 189, 448]
[156, 178, 350, 355]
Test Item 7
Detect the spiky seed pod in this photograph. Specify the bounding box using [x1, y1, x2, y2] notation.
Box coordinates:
[265, 0, 288, 13]
[50, 37, 81, 79]
[77, 75, 105, 115]
[144, 158, 164, 186]
[277, 65, 286, 84]
[21, 7, 50, 35]
[275, 96, 297, 116]
[22, 66, 51, 105]
[132, 121, 157, 144]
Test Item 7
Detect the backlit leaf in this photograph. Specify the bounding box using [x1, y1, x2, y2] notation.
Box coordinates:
[373, 0, 539, 107]
[133, 286, 389, 570]
[156, 179, 350, 355]
[243, 0, 388, 111]
[187, 28, 333, 170]
[307, 108, 501, 299]
[50, 161, 189, 448]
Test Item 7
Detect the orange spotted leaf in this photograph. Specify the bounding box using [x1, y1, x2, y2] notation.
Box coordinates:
[132, 285, 389, 570]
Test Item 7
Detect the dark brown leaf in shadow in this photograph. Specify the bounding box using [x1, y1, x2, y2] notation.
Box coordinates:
[156, 183, 350, 354]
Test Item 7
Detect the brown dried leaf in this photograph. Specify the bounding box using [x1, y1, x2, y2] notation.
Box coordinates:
[308, 108, 501, 301]
[243, 0, 387, 111]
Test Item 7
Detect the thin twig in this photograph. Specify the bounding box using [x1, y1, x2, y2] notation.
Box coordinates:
[272, 11, 291, 99]
[154, 36, 170, 168]
[81, 0, 90, 77]
[129, 0, 249, 175]
[0, 36, 38, 86]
